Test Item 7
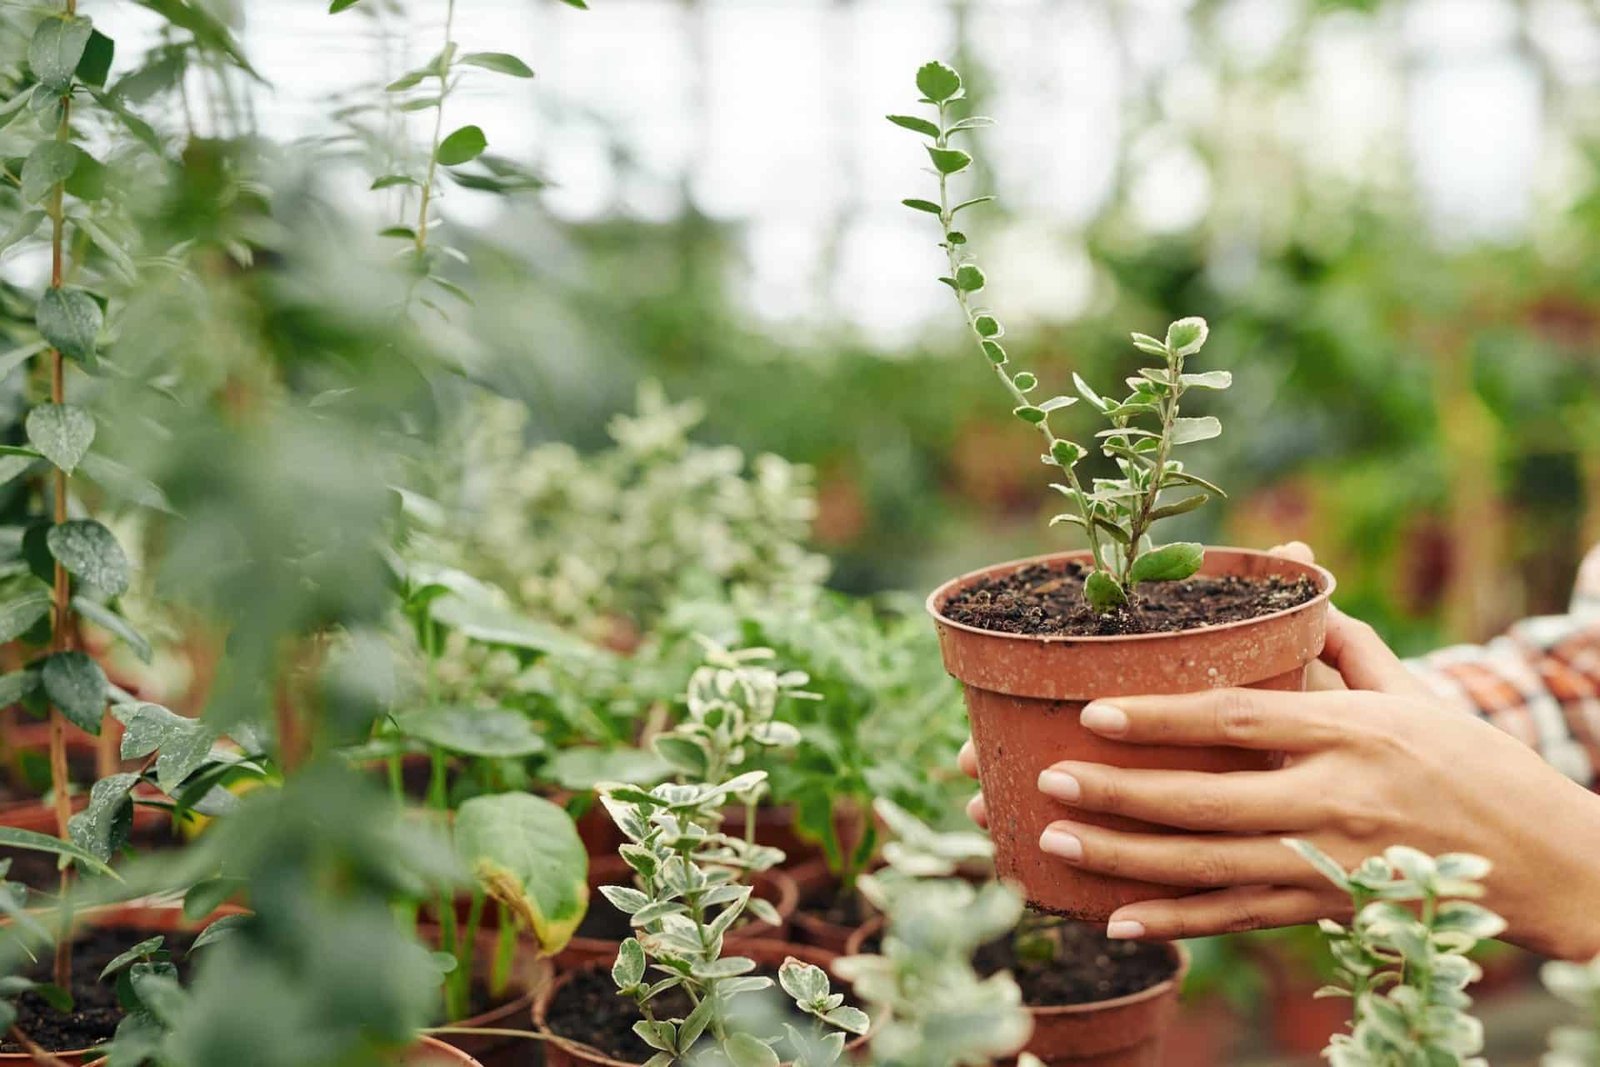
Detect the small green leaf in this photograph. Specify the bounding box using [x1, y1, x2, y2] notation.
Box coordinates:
[0, 576, 52, 644]
[42, 651, 108, 734]
[47, 519, 130, 596]
[394, 705, 545, 758]
[458, 52, 534, 77]
[925, 146, 971, 175]
[73, 598, 152, 664]
[36, 287, 102, 366]
[886, 114, 939, 137]
[1083, 571, 1127, 611]
[1180, 370, 1232, 390]
[435, 125, 487, 166]
[724, 1032, 780, 1067]
[1038, 395, 1076, 413]
[114, 702, 213, 790]
[1012, 405, 1045, 424]
[1165, 316, 1209, 356]
[329, 0, 364, 11]
[385, 69, 429, 92]
[0, 825, 116, 878]
[1171, 416, 1222, 445]
[99, 935, 164, 981]
[954, 265, 985, 291]
[952, 195, 995, 214]
[1129, 542, 1203, 584]
[915, 60, 962, 103]
[21, 142, 82, 204]
[189, 913, 249, 952]
[612, 937, 645, 990]
[370, 174, 418, 190]
[76, 30, 115, 88]
[900, 198, 941, 214]
[982, 340, 1006, 365]
[1051, 440, 1085, 467]
[1012, 372, 1036, 391]
[1149, 494, 1209, 520]
[29, 16, 94, 93]
[973, 315, 1002, 338]
[26, 403, 95, 473]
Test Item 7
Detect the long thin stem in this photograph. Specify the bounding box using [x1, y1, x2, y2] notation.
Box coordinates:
[45, 0, 77, 990]
[413, 0, 457, 256]
[932, 101, 1106, 572]
[1120, 347, 1184, 587]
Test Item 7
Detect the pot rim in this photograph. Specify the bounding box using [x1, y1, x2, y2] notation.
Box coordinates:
[926, 546, 1336, 645]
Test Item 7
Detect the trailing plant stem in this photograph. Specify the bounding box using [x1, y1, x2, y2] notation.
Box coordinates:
[414, 0, 457, 256]
[932, 101, 1106, 572]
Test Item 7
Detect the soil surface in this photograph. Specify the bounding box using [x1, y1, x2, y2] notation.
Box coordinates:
[856, 918, 1174, 1008]
[978, 922, 1175, 1007]
[943, 560, 1317, 637]
[797, 885, 869, 930]
[547, 964, 813, 1063]
[0, 925, 199, 1052]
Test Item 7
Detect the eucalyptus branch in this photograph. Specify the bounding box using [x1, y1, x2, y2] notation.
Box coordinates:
[413, 0, 457, 256]
[892, 61, 1231, 611]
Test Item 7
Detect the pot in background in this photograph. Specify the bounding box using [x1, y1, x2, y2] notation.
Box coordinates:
[407, 1035, 486, 1066]
[417, 922, 551, 1067]
[928, 547, 1332, 919]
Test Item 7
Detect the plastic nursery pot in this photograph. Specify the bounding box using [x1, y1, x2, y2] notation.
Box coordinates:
[0, 902, 244, 1064]
[928, 547, 1333, 920]
[407, 1035, 487, 1066]
[843, 919, 1188, 1067]
[555, 855, 799, 971]
[535, 940, 865, 1067]
[417, 922, 552, 1067]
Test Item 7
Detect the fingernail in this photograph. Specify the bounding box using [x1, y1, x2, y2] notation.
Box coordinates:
[1039, 827, 1083, 860]
[1081, 703, 1129, 736]
[1037, 769, 1081, 801]
[1106, 919, 1145, 939]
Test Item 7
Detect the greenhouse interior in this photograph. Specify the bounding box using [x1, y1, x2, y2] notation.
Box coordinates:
[0, 0, 1598, 1064]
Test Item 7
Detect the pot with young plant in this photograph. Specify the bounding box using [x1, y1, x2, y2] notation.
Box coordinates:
[893, 60, 1335, 919]
[841, 800, 1186, 1067]
[536, 772, 868, 1067]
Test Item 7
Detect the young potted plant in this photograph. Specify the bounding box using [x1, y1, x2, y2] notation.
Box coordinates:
[893, 60, 1334, 918]
[535, 771, 866, 1067]
[842, 800, 1187, 1066]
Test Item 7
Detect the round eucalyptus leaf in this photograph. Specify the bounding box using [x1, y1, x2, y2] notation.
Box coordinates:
[28, 15, 93, 93]
[42, 650, 108, 734]
[47, 519, 130, 597]
[26, 402, 95, 474]
[35, 287, 101, 366]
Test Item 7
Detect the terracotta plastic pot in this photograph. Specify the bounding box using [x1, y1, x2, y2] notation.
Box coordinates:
[417, 922, 550, 1067]
[536, 940, 863, 1067]
[842, 919, 1188, 1066]
[0, 902, 243, 1063]
[407, 1035, 486, 1066]
[928, 547, 1333, 919]
[556, 856, 798, 971]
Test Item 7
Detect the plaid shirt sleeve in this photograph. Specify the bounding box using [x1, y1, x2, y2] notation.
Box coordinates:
[1407, 545, 1600, 788]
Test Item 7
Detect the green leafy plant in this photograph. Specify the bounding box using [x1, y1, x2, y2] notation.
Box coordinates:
[1287, 840, 1504, 1067]
[834, 799, 1032, 1067]
[1541, 953, 1600, 1066]
[599, 773, 865, 1067]
[891, 60, 1229, 610]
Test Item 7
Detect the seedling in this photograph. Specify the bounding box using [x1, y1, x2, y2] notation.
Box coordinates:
[599, 775, 865, 1067]
[1287, 840, 1504, 1067]
[892, 61, 1230, 610]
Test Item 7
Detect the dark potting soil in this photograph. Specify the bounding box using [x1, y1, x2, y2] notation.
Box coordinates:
[0, 925, 200, 1053]
[976, 921, 1174, 1007]
[798, 885, 869, 929]
[943, 560, 1317, 637]
[575, 898, 633, 942]
[547, 965, 811, 1063]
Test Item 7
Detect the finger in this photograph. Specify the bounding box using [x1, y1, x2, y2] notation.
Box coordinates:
[966, 791, 988, 829]
[958, 739, 979, 780]
[1080, 689, 1349, 751]
[1268, 541, 1316, 565]
[1038, 820, 1322, 889]
[1038, 761, 1320, 832]
[1104, 885, 1342, 941]
[1304, 660, 1348, 692]
[1322, 608, 1431, 697]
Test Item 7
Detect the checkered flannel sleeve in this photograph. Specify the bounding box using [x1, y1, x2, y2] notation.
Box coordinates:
[1407, 546, 1600, 788]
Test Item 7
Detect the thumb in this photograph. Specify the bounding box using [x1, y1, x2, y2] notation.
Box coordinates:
[1321, 607, 1430, 697]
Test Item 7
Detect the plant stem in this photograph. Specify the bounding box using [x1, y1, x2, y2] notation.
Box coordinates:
[932, 102, 1105, 572]
[414, 0, 457, 257]
[45, 1, 76, 989]
[1120, 346, 1184, 588]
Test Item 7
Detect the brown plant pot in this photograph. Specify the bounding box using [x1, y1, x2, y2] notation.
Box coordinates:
[555, 856, 798, 971]
[535, 940, 864, 1067]
[0, 902, 243, 1063]
[417, 922, 550, 1067]
[842, 918, 1188, 1066]
[928, 547, 1333, 919]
